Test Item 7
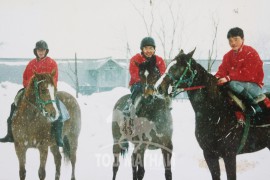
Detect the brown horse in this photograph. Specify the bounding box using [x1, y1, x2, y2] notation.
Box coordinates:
[12, 71, 81, 180]
[155, 49, 270, 180]
[112, 61, 173, 180]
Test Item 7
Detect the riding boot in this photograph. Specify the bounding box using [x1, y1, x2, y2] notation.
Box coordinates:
[0, 103, 16, 143]
[52, 119, 63, 147]
[123, 98, 133, 116]
[239, 89, 262, 116]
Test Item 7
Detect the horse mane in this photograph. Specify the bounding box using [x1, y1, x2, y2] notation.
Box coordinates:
[140, 60, 160, 73]
[191, 59, 226, 103]
[139, 59, 161, 85]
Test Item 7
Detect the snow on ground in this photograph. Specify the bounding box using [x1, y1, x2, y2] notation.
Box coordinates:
[0, 81, 269, 180]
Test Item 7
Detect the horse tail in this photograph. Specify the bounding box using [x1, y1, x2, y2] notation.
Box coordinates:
[63, 135, 71, 162]
[120, 139, 129, 157]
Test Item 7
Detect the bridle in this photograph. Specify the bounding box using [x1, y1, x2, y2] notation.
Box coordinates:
[33, 79, 57, 111]
[164, 58, 205, 97]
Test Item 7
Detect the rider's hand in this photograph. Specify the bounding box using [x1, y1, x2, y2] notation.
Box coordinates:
[217, 77, 228, 85]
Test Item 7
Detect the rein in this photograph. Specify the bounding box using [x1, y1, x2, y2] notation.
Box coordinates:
[181, 85, 205, 91]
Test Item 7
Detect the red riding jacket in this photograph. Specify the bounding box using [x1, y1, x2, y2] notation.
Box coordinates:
[129, 53, 166, 86]
[23, 57, 58, 88]
[215, 44, 264, 87]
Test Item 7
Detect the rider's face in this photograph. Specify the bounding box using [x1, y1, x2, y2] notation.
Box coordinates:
[36, 48, 46, 59]
[228, 36, 244, 52]
[142, 46, 155, 58]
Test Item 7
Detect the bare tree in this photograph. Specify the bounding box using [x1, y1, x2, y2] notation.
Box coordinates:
[60, 53, 80, 98]
[130, 0, 154, 36]
[129, 0, 184, 63]
[207, 16, 219, 73]
[125, 42, 132, 87]
[74, 53, 79, 98]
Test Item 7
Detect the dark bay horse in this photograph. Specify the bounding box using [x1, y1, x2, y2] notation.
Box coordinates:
[12, 71, 81, 180]
[112, 61, 173, 180]
[155, 49, 270, 180]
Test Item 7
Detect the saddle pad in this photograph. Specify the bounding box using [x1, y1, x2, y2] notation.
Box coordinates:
[59, 100, 70, 122]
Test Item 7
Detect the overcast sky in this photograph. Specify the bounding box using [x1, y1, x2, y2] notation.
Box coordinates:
[0, 0, 270, 59]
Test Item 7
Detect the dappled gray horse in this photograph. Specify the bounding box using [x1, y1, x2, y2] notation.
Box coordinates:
[112, 61, 173, 180]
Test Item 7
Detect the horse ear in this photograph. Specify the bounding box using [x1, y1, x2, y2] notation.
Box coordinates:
[51, 69, 56, 77]
[175, 49, 184, 60]
[178, 49, 184, 56]
[187, 47, 196, 58]
[180, 49, 184, 54]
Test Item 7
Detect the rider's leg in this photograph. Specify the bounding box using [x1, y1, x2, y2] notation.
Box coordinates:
[51, 119, 63, 147]
[0, 103, 16, 142]
[123, 83, 143, 116]
[228, 81, 262, 115]
[0, 88, 24, 143]
[51, 98, 64, 147]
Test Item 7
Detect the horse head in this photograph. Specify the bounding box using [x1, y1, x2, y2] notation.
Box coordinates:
[137, 58, 161, 100]
[24, 70, 60, 121]
[155, 48, 202, 96]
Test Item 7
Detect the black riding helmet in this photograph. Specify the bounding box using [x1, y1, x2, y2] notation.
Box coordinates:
[140, 37, 156, 50]
[33, 40, 49, 58]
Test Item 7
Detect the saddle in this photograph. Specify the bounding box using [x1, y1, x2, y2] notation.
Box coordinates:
[228, 91, 270, 125]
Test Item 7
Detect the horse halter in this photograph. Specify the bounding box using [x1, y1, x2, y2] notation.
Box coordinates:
[165, 59, 198, 97]
[34, 79, 57, 111]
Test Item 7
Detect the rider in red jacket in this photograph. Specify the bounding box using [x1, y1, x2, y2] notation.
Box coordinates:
[123, 37, 166, 116]
[215, 27, 264, 116]
[0, 40, 63, 146]
[129, 53, 166, 86]
[23, 56, 58, 88]
[215, 44, 263, 88]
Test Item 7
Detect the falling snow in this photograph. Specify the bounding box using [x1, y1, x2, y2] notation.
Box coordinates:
[0, 81, 269, 179]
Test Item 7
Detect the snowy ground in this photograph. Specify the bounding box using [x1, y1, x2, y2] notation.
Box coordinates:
[0, 81, 269, 180]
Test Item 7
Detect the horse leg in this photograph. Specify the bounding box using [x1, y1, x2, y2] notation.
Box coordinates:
[69, 138, 78, 180]
[14, 144, 27, 180]
[38, 146, 49, 180]
[112, 143, 121, 180]
[223, 155, 236, 180]
[132, 145, 146, 180]
[134, 134, 143, 153]
[203, 151, 221, 180]
[50, 145, 62, 180]
[161, 141, 173, 180]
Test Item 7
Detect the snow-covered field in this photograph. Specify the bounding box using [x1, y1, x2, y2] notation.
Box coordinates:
[0, 81, 269, 180]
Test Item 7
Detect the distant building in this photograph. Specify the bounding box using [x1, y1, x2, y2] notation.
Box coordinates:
[57, 57, 128, 95]
[0, 57, 129, 95]
[0, 58, 270, 96]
